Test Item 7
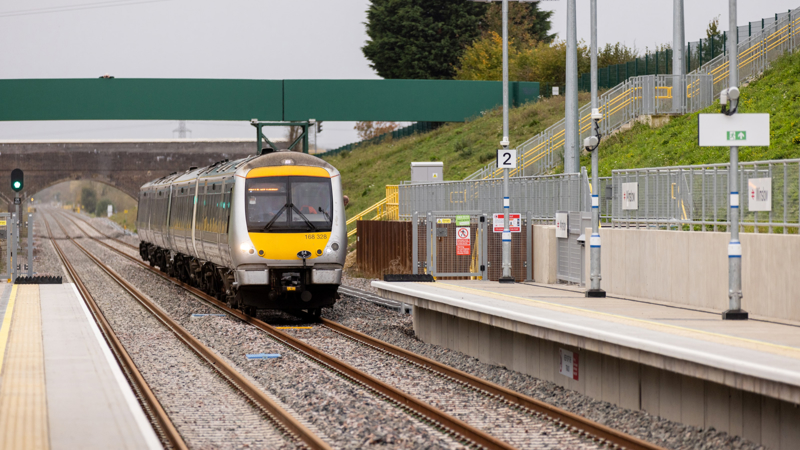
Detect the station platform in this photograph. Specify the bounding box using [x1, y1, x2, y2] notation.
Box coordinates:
[373, 280, 800, 450]
[0, 283, 161, 450]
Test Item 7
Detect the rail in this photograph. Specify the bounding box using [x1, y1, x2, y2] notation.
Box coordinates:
[43, 217, 188, 450]
[320, 312, 664, 450]
[62, 212, 520, 450]
[48, 213, 331, 450]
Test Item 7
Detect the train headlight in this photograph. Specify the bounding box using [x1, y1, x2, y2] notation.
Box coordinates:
[331, 242, 339, 251]
[240, 242, 256, 255]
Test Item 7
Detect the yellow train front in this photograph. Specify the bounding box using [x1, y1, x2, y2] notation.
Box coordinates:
[136, 151, 347, 315]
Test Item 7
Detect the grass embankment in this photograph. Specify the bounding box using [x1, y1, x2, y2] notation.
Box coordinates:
[581, 49, 800, 176]
[323, 92, 590, 217]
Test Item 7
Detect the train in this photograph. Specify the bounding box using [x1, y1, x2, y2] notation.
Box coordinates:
[136, 150, 347, 315]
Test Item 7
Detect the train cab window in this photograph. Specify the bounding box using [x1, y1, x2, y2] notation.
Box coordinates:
[245, 176, 332, 233]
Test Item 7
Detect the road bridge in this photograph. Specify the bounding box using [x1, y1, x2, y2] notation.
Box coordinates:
[0, 139, 275, 211]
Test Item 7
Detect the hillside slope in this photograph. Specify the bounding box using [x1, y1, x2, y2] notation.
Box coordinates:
[581, 49, 800, 176]
[323, 92, 589, 216]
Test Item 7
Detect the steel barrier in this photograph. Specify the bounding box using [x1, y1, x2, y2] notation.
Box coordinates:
[399, 169, 589, 221]
[610, 159, 800, 233]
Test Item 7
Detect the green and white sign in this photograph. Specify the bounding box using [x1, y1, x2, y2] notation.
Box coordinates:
[727, 131, 747, 141]
[698, 113, 770, 147]
[455, 215, 470, 226]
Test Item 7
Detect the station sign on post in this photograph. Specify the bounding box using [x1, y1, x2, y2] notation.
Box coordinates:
[493, 213, 520, 232]
[698, 113, 770, 147]
[748, 178, 772, 211]
[496, 149, 517, 169]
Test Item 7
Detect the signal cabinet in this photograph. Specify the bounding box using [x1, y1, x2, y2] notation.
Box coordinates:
[410, 162, 443, 184]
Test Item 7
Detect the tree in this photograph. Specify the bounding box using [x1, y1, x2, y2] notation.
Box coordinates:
[362, 0, 486, 80]
[482, 2, 554, 45]
[96, 198, 113, 216]
[354, 121, 400, 140]
[455, 34, 590, 85]
[80, 187, 97, 214]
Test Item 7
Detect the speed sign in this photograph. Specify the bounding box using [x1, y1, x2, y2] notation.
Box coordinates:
[496, 149, 517, 169]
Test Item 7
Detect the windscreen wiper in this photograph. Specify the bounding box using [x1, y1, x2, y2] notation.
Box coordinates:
[290, 204, 318, 231]
[318, 206, 331, 222]
[262, 204, 288, 232]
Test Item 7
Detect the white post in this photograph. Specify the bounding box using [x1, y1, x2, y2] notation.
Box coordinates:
[672, 0, 686, 112]
[500, 0, 513, 283]
[564, 0, 579, 173]
[723, 0, 747, 320]
[587, 0, 605, 298]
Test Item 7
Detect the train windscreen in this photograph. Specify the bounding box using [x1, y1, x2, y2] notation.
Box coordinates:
[245, 176, 333, 232]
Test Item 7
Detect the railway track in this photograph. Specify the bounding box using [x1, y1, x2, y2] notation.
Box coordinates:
[45, 214, 329, 450]
[56, 210, 665, 450]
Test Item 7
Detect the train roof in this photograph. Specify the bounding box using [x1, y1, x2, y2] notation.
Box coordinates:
[140, 151, 337, 191]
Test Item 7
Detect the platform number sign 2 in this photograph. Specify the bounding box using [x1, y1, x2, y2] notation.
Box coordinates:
[496, 149, 517, 169]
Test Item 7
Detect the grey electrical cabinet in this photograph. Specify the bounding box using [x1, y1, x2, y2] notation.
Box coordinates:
[410, 162, 443, 183]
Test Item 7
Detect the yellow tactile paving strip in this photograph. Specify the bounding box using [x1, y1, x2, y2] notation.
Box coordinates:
[434, 281, 800, 361]
[0, 285, 50, 450]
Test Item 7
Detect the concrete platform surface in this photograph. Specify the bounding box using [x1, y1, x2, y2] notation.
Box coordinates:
[0, 283, 161, 450]
[373, 280, 800, 399]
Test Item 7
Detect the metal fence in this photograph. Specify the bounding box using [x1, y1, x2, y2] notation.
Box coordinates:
[403, 159, 800, 235]
[399, 169, 590, 221]
[608, 159, 800, 233]
[465, 5, 800, 182]
[465, 74, 714, 180]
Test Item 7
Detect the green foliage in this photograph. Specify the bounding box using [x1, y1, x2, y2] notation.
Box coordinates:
[96, 198, 113, 216]
[362, 0, 486, 80]
[80, 187, 97, 214]
[456, 35, 638, 85]
[482, 2, 554, 44]
[581, 49, 800, 176]
[324, 92, 591, 216]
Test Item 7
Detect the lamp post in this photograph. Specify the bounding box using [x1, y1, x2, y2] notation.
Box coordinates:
[586, 0, 605, 297]
[723, 0, 747, 320]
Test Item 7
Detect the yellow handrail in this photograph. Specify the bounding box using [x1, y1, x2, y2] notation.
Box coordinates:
[346, 185, 399, 238]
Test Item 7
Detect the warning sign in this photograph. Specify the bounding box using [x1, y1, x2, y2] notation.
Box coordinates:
[492, 213, 521, 232]
[456, 227, 471, 255]
[559, 348, 579, 381]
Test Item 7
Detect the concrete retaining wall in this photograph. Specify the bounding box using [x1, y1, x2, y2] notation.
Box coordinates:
[584, 228, 800, 321]
[532, 225, 557, 284]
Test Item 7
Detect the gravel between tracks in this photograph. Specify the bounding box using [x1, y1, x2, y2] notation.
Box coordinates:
[54, 215, 468, 450]
[288, 326, 601, 450]
[324, 295, 765, 450]
[44, 215, 298, 450]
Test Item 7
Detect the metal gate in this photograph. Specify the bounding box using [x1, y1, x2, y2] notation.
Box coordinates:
[556, 211, 590, 285]
[412, 211, 488, 279]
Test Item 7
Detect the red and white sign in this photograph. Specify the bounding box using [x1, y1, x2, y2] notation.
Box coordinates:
[559, 348, 579, 381]
[456, 227, 471, 255]
[492, 213, 521, 232]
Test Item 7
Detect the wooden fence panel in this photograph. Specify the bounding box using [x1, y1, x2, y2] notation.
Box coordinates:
[356, 221, 412, 279]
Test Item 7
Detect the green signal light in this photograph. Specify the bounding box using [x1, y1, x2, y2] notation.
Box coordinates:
[13, 181, 20, 189]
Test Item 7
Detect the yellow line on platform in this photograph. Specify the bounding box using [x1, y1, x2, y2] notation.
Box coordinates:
[0, 285, 19, 375]
[0, 285, 49, 450]
[435, 282, 800, 360]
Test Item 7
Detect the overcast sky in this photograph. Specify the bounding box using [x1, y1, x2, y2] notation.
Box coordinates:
[0, 0, 796, 148]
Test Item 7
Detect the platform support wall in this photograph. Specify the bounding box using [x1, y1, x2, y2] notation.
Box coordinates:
[399, 299, 800, 449]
